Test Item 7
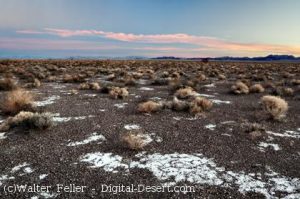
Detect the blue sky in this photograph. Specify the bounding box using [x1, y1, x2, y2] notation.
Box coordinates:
[0, 0, 300, 58]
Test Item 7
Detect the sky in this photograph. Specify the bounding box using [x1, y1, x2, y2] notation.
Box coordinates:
[0, 0, 300, 58]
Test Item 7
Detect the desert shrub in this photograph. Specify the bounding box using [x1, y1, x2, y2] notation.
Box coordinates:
[189, 96, 213, 115]
[175, 87, 196, 99]
[0, 111, 54, 132]
[137, 101, 162, 113]
[243, 122, 266, 140]
[79, 82, 101, 91]
[1, 89, 34, 115]
[250, 84, 265, 93]
[261, 95, 288, 120]
[109, 87, 128, 99]
[120, 130, 148, 150]
[231, 81, 249, 94]
[0, 78, 17, 91]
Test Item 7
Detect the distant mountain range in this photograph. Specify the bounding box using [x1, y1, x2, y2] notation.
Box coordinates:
[152, 55, 300, 62]
[1, 54, 300, 62]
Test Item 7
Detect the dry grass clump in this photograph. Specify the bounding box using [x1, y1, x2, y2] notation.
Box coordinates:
[261, 95, 288, 120]
[0, 111, 54, 132]
[243, 122, 266, 140]
[174, 87, 196, 99]
[137, 100, 162, 113]
[79, 82, 101, 91]
[1, 89, 34, 115]
[189, 96, 213, 115]
[250, 84, 265, 93]
[0, 78, 17, 91]
[109, 87, 129, 99]
[231, 81, 249, 94]
[120, 130, 148, 150]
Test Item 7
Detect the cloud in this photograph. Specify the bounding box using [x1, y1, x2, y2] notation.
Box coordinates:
[16, 28, 300, 56]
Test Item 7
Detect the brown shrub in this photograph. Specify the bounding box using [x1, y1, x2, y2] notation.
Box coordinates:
[174, 87, 196, 99]
[261, 95, 288, 120]
[109, 87, 129, 99]
[0, 111, 54, 132]
[1, 89, 34, 115]
[189, 96, 213, 115]
[231, 81, 249, 94]
[137, 101, 162, 113]
[120, 130, 148, 150]
[0, 78, 17, 91]
[250, 84, 265, 93]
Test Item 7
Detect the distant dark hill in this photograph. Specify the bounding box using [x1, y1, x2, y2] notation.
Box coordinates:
[152, 55, 300, 62]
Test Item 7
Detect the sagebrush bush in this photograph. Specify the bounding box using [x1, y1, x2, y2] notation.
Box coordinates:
[175, 87, 196, 99]
[189, 96, 213, 115]
[261, 95, 288, 120]
[231, 81, 249, 94]
[120, 131, 148, 150]
[137, 101, 162, 113]
[109, 87, 128, 99]
[1, 89, 34, 115]
[0, 111, 54, 132]
[250, 84, 265, 93]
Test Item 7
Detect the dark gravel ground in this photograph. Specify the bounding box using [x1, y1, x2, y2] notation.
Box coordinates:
[0, 61, 299, 199]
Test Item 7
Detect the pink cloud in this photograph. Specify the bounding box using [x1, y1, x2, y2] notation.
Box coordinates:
[17, 28, 300, 56]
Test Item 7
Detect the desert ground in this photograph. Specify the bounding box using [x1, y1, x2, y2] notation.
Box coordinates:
[0, 59, 299, 198]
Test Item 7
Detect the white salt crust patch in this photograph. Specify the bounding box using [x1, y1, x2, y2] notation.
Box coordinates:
[80, 153, 128, 173]
[205, 124, 216, 130]
[0, 132, 7, 140]
[39, 174, 48, 180]
[173, 116, 198, 121]
[194, 93, 231, 104]
[139, 87, 154, 91]
[67, 133, 106, 146]
[114, 103, 128, 109]
[137, 79, 148, 85]
[31, 192, 58, 199]
[212, 99, 231, 104]
[204, 83, 216, 88]
[266, 129, 300, 139]
[149, 97, 162, 101]
[124, 124, 141, 130]
[34, 95, 61, 107]
[0, 162, 34, 186]
[52, 113, 94, 122]
[84, 94, 97, 97]
[79, 152, 300, 198]
[258, 142, 281, 152]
